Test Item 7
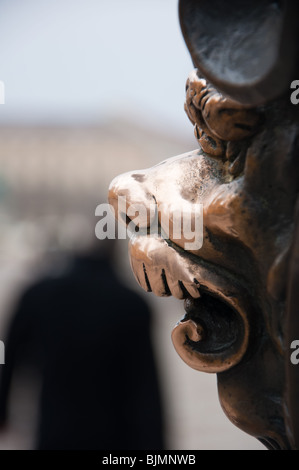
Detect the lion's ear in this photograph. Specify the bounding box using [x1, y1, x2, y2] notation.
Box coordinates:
[171, 294, 250, 373]
[179, 0, 299, 106]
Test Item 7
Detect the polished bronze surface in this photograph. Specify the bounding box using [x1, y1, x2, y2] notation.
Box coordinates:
[108, 1, 299, 449]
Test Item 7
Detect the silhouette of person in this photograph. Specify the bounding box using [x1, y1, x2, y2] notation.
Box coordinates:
[0, 240, 165, 450]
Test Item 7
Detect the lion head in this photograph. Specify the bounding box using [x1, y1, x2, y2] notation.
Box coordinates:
[107, 1, 299, 450]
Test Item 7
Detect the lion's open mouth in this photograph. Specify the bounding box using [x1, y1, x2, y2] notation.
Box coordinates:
[183, 294, 243, 355]
[112, 186, 253, 373]
[128, 231, 252, 372]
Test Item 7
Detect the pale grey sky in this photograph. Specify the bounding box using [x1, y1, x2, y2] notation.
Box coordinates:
[0, 0, 194, 137]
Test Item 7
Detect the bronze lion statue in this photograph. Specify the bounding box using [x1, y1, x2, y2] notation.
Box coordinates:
[108, 0, 299, 449]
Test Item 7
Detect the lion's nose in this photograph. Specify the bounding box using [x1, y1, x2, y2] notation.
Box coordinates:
[108, 170, 156, 229]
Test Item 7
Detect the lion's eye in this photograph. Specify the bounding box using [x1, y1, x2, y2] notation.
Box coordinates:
[195, 124, 224, 157]
[195, 126, 248, 178]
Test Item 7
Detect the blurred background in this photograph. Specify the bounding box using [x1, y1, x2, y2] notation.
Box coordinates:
[0, 0, 264, 450]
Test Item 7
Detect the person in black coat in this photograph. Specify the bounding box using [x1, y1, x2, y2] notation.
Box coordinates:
[0, 242, 165, 450]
